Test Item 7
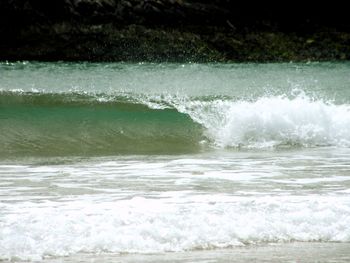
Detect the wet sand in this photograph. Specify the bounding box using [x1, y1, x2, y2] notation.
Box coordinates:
[41, 243, 350, 263]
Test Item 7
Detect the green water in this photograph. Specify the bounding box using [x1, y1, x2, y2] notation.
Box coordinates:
[1, 61, 350, 262]
[0, 92, 202, 156]
[1, 61, 350, 100]
[1, 61, 350, 158]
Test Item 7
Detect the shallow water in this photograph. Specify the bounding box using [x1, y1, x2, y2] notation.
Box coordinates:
[0, 62, 350, 262]
[44, 243, 350, 263]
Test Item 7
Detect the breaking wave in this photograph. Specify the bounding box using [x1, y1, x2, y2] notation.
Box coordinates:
[1, 90, 350, 157]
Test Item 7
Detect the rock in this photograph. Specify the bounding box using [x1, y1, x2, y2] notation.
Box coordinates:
[0, 0, 350, 62]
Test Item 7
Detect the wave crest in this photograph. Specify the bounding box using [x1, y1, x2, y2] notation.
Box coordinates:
[1, 91, 350, 157]
[173, 95, 350, 149]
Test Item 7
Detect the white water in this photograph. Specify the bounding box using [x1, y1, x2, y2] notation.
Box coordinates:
[2, 196, 350, 260]
[144, 93, 350, 149]
[187, 97, 350, 148]
[1, 150, 350, 261]
[1, 62, 350, 262]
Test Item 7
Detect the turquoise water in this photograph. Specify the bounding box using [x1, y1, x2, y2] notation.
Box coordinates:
[1, 62, 350, 262]
[1, 62, 350, 157]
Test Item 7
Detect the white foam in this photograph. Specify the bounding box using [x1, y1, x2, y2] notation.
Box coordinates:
[1, 195, 350, 261]
[173, 95, 350, 148]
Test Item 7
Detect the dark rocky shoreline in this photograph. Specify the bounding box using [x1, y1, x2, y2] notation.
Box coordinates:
[1, 0, 350, 62]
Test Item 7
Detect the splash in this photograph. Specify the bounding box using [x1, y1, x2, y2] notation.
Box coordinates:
[172, 94, 350, 149]
[1, 91, 350, 157]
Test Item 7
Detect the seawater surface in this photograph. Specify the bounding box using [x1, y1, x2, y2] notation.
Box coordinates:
[1, 62, 350, 262]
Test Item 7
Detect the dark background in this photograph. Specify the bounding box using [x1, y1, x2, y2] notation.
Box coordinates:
[1, 0, 349, 61]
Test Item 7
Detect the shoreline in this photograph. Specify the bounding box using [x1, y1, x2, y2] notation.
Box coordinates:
[7, 242, 350, 263]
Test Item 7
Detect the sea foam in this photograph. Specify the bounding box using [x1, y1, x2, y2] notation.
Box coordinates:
[1, 195, 350, 261]
[173, 94, 350, 148]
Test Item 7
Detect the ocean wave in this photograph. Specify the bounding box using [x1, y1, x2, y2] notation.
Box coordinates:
[1, 91, 350, 157]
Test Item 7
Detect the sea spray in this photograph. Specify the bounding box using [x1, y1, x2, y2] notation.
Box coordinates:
[170, 94, 350, 149]
[2, 62, 350, 262]
[1, 91, 350, 157]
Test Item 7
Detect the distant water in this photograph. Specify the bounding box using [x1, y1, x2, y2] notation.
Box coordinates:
[1, 62, 350, 262]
